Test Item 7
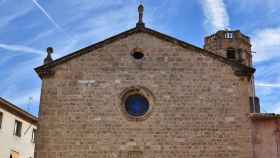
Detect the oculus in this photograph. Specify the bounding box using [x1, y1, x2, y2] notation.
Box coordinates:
[131, 48, 144, 60]
[120, 87, 154, 120]
[125, 94, 149, 117]
[132, 51, 144, 59]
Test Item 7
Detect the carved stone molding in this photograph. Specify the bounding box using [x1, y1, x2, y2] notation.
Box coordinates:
[37, 69, 55, 79]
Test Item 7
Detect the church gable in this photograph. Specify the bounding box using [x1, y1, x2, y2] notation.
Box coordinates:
[35, 26, 254, 79]
[36, 29, 245, 81]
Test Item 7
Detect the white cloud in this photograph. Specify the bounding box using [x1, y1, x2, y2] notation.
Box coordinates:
[252, 27, 280, 62]
[256, 82, 280, 88]
[201, 0, 230, 32]
[0, 43, 43, 55]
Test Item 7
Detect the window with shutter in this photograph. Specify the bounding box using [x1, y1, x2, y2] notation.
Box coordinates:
[0, 112, 3, 129]
[14, 120, 22, 137]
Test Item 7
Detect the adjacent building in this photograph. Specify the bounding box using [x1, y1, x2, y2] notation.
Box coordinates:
[250, 113, 280, 158]
[34, 5, 279, 158]
[0, 97, 37, 158]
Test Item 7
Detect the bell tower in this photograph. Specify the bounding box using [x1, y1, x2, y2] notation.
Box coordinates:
[205, 30, 260, 113]
[204, 30, 253, 66]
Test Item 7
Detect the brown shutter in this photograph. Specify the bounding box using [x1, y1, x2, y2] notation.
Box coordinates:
[0, 112, 3, 129]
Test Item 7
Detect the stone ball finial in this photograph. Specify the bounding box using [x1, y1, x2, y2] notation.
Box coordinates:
[47, 47, 54, 54]
[137, 3, 145, 28]
[138, 4, 144, 13]
[44, 47, 54, 64]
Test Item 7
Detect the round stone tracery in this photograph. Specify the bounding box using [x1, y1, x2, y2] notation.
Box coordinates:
[120, 87, 154, 120]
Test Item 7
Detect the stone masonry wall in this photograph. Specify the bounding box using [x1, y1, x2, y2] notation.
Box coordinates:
[36, 32, 254, 158]
[252, 119, 280, 158]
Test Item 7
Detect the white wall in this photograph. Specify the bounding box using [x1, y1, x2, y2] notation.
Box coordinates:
[0, 108, 36, 158]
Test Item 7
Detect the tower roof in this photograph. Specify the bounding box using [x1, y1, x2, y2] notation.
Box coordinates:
[205, 29, 251, 46]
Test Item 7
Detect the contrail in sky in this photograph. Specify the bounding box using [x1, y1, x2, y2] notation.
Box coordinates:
[256, 82, 280, 88]
[31, 0, 75, 42]
[31, 0, 64, 32]
[0, 43, 43, 54]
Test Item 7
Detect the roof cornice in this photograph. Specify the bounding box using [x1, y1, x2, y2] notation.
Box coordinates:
[249, 113, 280, 120]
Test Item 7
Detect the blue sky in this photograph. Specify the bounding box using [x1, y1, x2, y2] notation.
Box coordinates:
[0, 0, 279, 116]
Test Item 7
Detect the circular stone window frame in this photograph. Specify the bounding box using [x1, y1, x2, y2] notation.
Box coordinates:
[131, 47, 145, 60]
[120, 86, 155, 121]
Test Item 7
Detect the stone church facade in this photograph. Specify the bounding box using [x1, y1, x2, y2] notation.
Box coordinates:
[34, 5, 279, 158]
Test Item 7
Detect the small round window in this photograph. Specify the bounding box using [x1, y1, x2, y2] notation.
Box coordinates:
[132, 51, 144, 59]
[125, 94, 149, 117]
[131, 48, 144, 60]
[120, 87, 154, 120]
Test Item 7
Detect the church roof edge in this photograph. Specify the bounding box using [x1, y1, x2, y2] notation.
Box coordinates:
[249, 113, 280, 120]
[35, 26, 255, 79]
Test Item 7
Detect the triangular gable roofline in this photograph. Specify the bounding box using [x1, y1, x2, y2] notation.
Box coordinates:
[35, 26, 255, 79]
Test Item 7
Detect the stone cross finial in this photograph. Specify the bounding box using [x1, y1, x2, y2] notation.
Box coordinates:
[136, 3, 145, 28]
[44, 47, 54, 64]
